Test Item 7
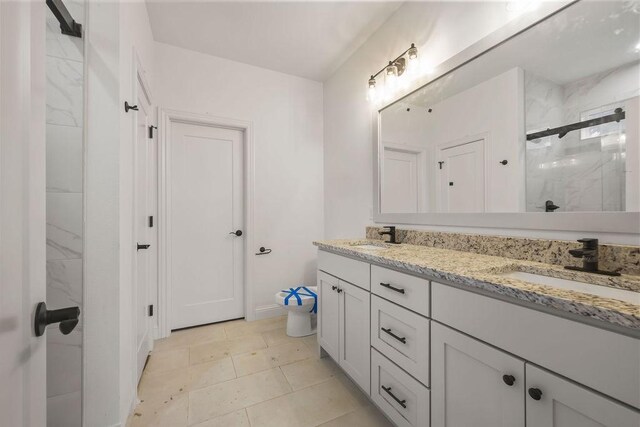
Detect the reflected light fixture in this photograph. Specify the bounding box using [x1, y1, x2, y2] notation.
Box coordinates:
[367, 43, 418, 102]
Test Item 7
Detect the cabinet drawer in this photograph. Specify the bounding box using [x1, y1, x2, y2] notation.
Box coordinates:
[318, 250, 370, 291]
[371, 348, 430, 427]
[371, 265, 429, 316]
[432, 282, 640, 409]
[371, 295, 429, 386]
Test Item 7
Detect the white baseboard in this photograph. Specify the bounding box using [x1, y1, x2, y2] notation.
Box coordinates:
[253, 303, 286, 321]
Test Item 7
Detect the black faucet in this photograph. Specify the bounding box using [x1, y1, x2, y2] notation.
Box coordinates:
[379, 226, 399, 244]
[565, 238, 620, 276]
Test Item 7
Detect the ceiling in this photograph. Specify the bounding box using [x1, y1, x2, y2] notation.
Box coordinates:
[145, 1, 404, 81]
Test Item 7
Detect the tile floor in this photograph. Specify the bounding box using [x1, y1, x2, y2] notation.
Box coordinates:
[127, 316, 393, 427]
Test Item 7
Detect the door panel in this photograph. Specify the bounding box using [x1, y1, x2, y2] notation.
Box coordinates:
[526, 364, 640, 427]
[432, 322, 525, 427]
[135, 90, 152, 381]
[339, 280, 370, 394]
[382, 147, 419, 213]
[438, 139, 485, 212]
[170, 121, 244, 329]
[317, 271, 340, 361]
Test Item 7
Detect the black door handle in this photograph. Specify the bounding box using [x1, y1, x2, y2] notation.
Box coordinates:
[255, 247, 272, 255]
[229, 230, 243, 237]
[137, 243, 150, 251]
[381, 385, 407, 408]
[381, 327, 407, 344]
[380, 282, 405, 294]
[34, 302, 80, 337]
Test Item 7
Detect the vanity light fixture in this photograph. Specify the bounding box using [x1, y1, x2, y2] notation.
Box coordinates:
[367, 43, 418, 102]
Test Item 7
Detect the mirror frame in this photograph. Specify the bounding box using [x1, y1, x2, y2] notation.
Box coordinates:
[372, 0, 640, 234]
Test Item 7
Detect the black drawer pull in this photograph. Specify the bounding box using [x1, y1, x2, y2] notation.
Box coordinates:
[380, 282, 405, 294]
[381, 327, 406, 344]
[381, 385, 407, 408]
[331, 285, 337, 291]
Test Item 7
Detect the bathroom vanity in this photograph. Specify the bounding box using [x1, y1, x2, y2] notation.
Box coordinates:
[314, 239, 640, 427]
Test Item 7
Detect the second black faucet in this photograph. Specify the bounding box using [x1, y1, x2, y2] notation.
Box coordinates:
[379, 226, 400, 244]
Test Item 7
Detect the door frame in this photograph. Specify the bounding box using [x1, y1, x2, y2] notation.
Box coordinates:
[131, 50, 154, 385]
[158, 108, 255, 338]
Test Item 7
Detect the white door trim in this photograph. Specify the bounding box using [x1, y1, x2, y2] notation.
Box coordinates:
[158, 109, 255, 338]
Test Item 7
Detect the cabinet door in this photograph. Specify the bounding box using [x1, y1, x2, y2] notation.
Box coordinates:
[317, 271, 340, 361]
[526, 364, 640, 427]
[432, 322, 525, 427]
[339, 280, 371, 394]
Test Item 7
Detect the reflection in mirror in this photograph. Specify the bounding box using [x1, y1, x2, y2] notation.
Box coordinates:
[379, 1, 639, 214]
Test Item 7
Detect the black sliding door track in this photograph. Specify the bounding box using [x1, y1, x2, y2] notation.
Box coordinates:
[46, 0, 82, 38]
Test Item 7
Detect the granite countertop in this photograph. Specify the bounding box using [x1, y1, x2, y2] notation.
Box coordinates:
[313, 239, 640, 331]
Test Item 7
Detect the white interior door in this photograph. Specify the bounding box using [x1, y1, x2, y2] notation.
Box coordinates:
[170, 121, 244, 329]
[382, 146, 420, 213]
[134, 84, 153, 381]
[438, 139, 485, 212]
[0, 1, 47, 424]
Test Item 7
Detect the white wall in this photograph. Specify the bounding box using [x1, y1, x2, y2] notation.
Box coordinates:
[155, 43, 324, 320]
[323, 0, 638, 244]
[84, 1, 156, 425]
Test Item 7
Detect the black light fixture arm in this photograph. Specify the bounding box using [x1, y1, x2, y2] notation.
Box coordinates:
[370, 43, 417, 80]
[46, 0, 82, 38]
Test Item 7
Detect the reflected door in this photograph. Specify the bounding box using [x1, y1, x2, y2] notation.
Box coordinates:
[438, 139, 485, 212]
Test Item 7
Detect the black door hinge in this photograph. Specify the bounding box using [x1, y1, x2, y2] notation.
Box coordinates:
[148, 216, 153, 227]
[149, 125, 158, 139]
[148, 305, 154, 316]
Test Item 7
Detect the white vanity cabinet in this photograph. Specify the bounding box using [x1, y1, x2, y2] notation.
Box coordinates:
[431, 322, 525, 427]
[317, 257, 371, 394]
[316, 249, 640, 427]
[526, 365, 640, 427]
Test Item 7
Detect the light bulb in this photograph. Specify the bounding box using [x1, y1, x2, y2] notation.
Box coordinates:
[407, 43, 418, 60]
[386, 61, 398, 77]
[367, 76, 377, 101]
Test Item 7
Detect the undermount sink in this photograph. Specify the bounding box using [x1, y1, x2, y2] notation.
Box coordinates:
[350, 243, 389, 250]
[500, 271, 640, 305]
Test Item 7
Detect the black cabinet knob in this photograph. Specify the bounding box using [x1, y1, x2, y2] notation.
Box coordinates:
[528, 388, 543, 401]
[502, 375, 515, 386]
[229, 230, 243, 237]
[331, 285, 337, 291]
[337, 288, 343, 293]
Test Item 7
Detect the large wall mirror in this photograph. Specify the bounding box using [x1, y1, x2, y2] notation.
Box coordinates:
[374, 0, 640, 233]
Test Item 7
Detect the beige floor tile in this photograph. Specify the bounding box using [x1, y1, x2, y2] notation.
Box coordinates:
[261, 328, 303, 347]
[127, 393, 188, 427]
[138, 367, 189, 402]
[145, 348, 189, 374]
[301, 334, 319, 353]
[188, 367, 292, 424]
[154, 323, 227, 352]
[318, 404, 393, 427]
[224, 316, 286, 338]
[245, 377, 364, 427]
[187, 357, 236, 391]
[232, 341, 312, 377]
[190, 409, 250, 427]
[280, 356, 341, 390]
[190, 334, 267, 365]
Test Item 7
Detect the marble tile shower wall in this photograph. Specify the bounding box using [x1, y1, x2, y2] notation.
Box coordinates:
[46, 2, 84, 426]
[524, 64, 635, 213]
[366, 227, 640, 275]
